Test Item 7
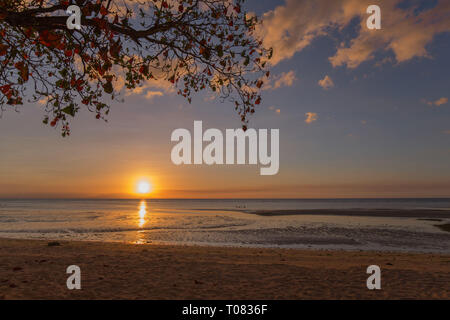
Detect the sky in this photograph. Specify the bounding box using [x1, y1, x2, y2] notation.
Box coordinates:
[0, 0, 449, 199]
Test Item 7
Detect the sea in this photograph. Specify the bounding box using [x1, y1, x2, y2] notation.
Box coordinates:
[0, 198, 449, 253]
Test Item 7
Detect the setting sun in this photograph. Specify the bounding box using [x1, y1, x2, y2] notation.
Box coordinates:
[136, 181, 152, 194]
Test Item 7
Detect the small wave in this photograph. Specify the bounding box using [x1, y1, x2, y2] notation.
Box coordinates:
[85, 215, 102, 220]
[0, 218, 19, 223]
[0, 226, 162, 234]
[0, 216, 101, 223]
[0, 222, 249, 234]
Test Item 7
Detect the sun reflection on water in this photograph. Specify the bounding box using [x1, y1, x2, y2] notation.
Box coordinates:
[138, 199, 147, 228]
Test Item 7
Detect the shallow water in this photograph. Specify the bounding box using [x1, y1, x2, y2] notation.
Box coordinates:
[0, 199, 449, 253]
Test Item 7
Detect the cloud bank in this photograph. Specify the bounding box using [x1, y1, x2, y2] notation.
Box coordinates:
[258, 0, 450, 68]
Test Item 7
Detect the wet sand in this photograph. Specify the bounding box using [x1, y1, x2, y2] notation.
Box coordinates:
[245, 209, 450, 219]
[0, 238, 449, 300]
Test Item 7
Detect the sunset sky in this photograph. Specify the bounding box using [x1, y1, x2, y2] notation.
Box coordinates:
[0, 0, 449, 199]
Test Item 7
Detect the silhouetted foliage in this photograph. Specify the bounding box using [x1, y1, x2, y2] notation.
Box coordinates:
[0, 0, 271, 136]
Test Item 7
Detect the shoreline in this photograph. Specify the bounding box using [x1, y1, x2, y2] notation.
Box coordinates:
[0, 237, 449, 299]
[192, 208, 450, 219]
[247, 209, 450, 219]
[0, 235, 448, 255]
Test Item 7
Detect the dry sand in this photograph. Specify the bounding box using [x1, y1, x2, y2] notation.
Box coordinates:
[0, 238, 448, 300]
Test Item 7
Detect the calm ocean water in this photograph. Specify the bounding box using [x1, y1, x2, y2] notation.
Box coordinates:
[0, 199, 449, 253]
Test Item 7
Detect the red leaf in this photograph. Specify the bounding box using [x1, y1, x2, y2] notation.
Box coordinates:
[256, 80, 263, 89]
[0, 84, 11, 94]
[0, 44, 7, 56]
[100, 6, 108, 16]
[14, 61, 29, 82]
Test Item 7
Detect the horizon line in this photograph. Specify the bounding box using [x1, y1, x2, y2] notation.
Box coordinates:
[1, 197, 450, 201]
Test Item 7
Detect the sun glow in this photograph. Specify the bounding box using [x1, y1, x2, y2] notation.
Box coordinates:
[136, 180, 152, 195]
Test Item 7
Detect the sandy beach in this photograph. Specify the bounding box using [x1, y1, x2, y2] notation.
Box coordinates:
[0, 238, 448, 300]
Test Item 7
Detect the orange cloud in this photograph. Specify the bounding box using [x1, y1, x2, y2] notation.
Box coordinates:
[318, 75, 334, 90]
[145, 91, 164, 100]
[434, 97, 449, 106]
[263, 71, 297, 90]
[305, 112, 318, 124]
[258, 0, 450, 68]
[269, 106, 281, 115]
[423, 97, 448, 107]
